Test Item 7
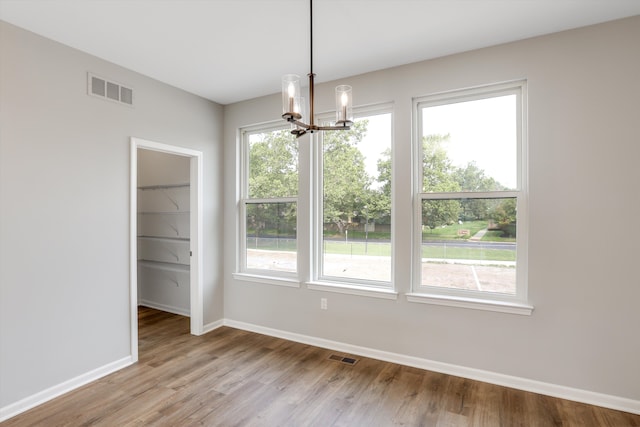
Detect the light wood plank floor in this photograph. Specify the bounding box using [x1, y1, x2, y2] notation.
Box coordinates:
[3, 307, 639, 426]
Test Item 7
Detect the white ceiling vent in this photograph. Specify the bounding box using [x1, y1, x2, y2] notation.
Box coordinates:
[88, 72, 133, 106]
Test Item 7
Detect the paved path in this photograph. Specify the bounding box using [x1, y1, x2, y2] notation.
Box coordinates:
[469, 228, 488, 241]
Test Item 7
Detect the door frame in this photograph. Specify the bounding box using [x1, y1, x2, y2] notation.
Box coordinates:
[129, 137, 204, 362]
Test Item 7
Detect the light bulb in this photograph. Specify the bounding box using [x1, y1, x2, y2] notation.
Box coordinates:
[287, 83, 295, 113]
[335, 85, 352, 124]
[341, 92, 348, 121]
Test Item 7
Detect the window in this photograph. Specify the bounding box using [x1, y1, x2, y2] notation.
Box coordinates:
[411, 82, 530, 313]
[313, 106, 394, 292]
[239, 123, 298, 281]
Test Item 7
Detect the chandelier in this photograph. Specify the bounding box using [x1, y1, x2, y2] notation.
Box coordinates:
[281, 0, 353, 137]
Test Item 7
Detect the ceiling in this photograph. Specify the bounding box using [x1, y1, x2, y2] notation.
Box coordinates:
[1, 1, 639, 105]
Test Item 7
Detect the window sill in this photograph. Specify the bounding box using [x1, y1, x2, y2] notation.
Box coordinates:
[306, 281, 398, 300]
[232, 272, 301, 288]
[406, 293, 533, 315]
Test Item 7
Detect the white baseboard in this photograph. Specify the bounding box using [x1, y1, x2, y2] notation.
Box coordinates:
[223, 319, 640, 416]
[202, 319, 225, 334]
[0, 356, 133, 423]
[139, 300, 190, 317]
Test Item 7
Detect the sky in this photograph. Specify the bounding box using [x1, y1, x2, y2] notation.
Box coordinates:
[355, 112, 392, 185]
[421, 94, 518, 190]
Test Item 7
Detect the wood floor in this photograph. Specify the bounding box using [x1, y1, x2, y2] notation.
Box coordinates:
[3, 307, 639, 427]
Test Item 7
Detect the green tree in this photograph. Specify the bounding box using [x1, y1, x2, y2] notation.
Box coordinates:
[489, 198, 517, 237]
[323, 120, 371, 234]
[248, 129, 298, 198]
[369, 147, 392, 225]
[453, 161, 503, 220]
[422, 134, 461, 230]
[453, 161, 501, 192]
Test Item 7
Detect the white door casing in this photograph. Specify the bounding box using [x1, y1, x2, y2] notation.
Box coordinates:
[129, 137, 204, 362]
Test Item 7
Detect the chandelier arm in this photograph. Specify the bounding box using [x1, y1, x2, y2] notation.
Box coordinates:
[286, 118, 310, 129]
[286, 122, 352, 132]
[315, 124, 353, 131]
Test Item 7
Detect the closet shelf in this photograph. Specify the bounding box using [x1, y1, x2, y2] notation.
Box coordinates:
[137, 259, 190, 272]
[137, 235, 190, 242]
[137, 211, 189, 215]
[138, 183, 190, 190]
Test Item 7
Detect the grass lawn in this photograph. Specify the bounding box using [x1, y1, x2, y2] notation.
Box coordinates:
[247, 219, 516, 262]
[323, 221, 491, 241]
[323, 241, 515, 262]
[323, 230, 391, 240]
[252, 219, 511, 243]
[421, 245, 515, 262]
[422, 220, 487, 240]
[323, 241, 392, 257]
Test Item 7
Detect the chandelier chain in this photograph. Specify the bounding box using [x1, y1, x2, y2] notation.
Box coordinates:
[310, 0, 313, 75]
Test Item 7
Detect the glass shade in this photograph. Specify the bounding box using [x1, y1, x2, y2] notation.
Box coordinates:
[335, 85, 353, 124]
[282, 74, 301, 117]
[292, 97, 306, 130]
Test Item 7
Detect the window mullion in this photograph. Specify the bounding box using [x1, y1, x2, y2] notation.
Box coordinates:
[421, 190, 519, 200]
[244, 197, 298, 205]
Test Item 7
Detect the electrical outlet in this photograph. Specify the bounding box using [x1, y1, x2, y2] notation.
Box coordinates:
[321, 298, 328, 310]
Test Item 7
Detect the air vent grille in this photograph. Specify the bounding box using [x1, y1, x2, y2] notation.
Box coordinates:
[329, 354, 359, 365]
[88, 73, 133, 106]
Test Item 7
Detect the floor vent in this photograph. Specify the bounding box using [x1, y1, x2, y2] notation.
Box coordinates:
[329, 354, 359, 365]
[88, 72, 133, 106]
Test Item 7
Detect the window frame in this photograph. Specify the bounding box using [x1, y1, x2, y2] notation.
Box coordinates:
[309, 103, 397, 297]
[236, 121, 300, 286]
[409, 81, 532, 314]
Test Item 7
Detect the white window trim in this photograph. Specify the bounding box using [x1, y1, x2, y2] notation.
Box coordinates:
[411, 80, 532, 314]
[312, 103, 395, 292]
[406, 292, 533, 315]
[307, 281, 398, 300]
[238, 122, 299, 281]
[233, 272, 301, 288]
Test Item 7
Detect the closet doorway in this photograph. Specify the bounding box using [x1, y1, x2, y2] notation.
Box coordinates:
[129, 138, 203, 362]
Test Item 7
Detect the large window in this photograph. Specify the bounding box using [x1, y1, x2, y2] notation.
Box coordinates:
[315, 106, 393, 290]
[239, 124, 298, 279]
[412, 82, 529, 310]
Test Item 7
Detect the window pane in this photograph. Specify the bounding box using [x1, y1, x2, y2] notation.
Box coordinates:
[421, 198, 516, 294]
[322, 113, 392, 283]
[248, 129, 298, 198]
[246, 202, 297, 272]
[421, 95, 517, 192]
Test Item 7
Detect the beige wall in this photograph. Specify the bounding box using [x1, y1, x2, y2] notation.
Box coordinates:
[0, 21, 224, 408]
[223, 16, 640, 402]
